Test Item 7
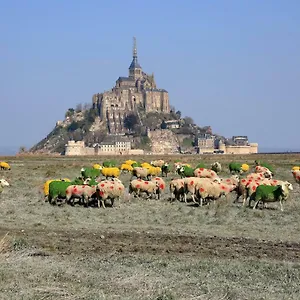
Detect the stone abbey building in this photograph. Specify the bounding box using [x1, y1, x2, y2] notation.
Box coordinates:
[92, 38, 170, 134]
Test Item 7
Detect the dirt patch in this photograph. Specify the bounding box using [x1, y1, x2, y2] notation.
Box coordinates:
[1, 227, 300, 262]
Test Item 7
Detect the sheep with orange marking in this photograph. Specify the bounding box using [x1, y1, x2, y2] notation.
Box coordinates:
[193, 168, 220, 182]
[220, 175, 240, 187]
[255, 166, 273, 178]
[96, 180, 125, 208]
[66, 184, 97, 206]
[292, 170, 300, 185]
[195, 181, 223, 206]
[169, 178, 185, 201]
[128, 179, 159, 199]
[151, 176, 166, 199]
[184, 177, 214, 203]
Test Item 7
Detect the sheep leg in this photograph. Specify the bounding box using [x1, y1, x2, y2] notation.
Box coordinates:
[101, 199, 106, 209]
[279, 200, 284, 212]
[253, 201, 259, 210]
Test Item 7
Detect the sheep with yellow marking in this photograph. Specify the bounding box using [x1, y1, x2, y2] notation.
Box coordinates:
[0, 162, 11, 170]
[101, 167, 120, 179]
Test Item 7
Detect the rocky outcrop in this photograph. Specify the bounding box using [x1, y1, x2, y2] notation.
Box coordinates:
[147, 129, 180, 154]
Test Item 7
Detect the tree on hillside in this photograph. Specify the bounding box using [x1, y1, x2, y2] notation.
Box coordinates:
[124, 113, 138, 131]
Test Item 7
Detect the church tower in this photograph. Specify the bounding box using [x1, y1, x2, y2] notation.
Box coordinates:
[129, 37, 142, 80]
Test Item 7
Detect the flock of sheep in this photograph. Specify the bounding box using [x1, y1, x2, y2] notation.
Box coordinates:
[0, 159, 299, 211]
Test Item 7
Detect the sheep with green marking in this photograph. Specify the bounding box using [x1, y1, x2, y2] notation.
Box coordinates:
[228, 162, 249, 174]
[251, 182, 292, 211]
[48, 177, 86, 205]
[81, 167, 101, 179]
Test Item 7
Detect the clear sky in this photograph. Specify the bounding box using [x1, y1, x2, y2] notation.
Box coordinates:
[1, 0, 299, 153]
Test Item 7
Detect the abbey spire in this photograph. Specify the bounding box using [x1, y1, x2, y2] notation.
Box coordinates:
[129, 37, 142, 79]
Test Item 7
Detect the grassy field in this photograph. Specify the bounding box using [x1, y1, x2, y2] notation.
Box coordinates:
[0, 154, 300, 300]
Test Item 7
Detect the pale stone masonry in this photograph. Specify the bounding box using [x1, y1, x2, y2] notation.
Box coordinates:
[92, 38, 170, 134]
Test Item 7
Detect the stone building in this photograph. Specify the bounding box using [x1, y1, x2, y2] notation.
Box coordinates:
[92, 38, 170, 134]
[65, 136, 144, 156]
[195, 134, 215, 154]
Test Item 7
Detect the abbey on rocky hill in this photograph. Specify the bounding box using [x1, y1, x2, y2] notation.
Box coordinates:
[92, 37, 170, 134]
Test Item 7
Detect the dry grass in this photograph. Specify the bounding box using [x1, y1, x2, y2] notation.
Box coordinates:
[0, 154, 300, 299]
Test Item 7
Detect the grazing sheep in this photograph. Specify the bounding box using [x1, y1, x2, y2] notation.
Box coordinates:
[101, 167, 120, 179]
[193, 168, 220, 182]
[120, 163, 133, 172]
[95, 180, 125, 208]
[195, 180, 223, 206]
[151, 177, 166, 199]
[151, 160, 165, 167]
[125, 160, 137, 166]
[93, 163, 102, 170]
[66, 184, 97, 206]
[169, 178, 185, 201]
[129, 179, 159, 199]
[184, 177, 214, 203]
[292, 170, 300, 184]
[255, 166, 273, 178]
[161, 163, 170, 177]
[229, 162, 249, 174]
[177, 165, 194, 178]
[43, 178, 71, 199]
[0, 179, 10, 194]
[48, 178, 86, 205]
[81, 167, 101, 179]
[254, 160, 274, 174]
[131, 167, 150, 180]
[0, 162, 11, 170]
[221, 175, 239, 186]
[211, 162, 222, 174]
[147, 166, 161, 177]
[103, 160, 117, 167]
[252, 183, 292, 211]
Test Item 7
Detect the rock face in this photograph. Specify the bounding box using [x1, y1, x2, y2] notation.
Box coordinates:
[147, 129, 180, 154]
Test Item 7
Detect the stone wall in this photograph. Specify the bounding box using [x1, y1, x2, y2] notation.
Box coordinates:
[147, 129, 179, 154]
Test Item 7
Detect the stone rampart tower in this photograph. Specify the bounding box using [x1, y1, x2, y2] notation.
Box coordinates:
[93, 38, 170, 134]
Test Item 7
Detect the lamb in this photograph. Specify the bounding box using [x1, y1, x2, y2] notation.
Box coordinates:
[101, 167, 120, 179]
[0, 162, 11, 170]
[128, 179, 159, 200]
[252, 183, 292, 211]
[211, 162, 222, 174]
[193, 168, 220, 182]
[0, 179, 10, 194]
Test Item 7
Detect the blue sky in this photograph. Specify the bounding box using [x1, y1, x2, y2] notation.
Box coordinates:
[1, 0, 299, 153]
